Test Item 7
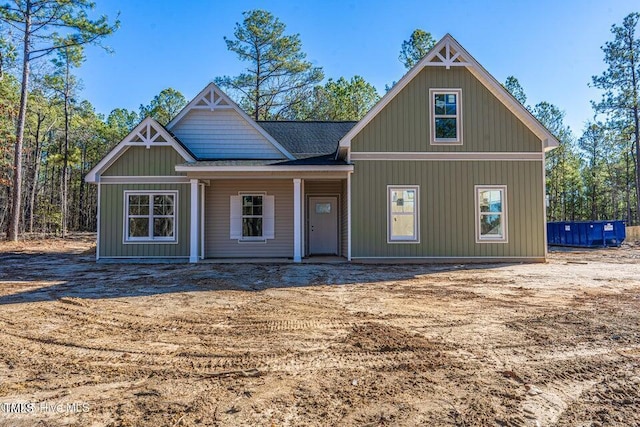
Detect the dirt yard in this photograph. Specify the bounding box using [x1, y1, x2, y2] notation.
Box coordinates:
[0, 234, 639, 426]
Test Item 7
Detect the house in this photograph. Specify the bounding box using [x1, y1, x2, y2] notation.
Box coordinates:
[85, 34, 558, 263]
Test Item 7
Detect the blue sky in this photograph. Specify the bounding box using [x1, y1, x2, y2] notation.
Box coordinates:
[76, 0, 638, 135]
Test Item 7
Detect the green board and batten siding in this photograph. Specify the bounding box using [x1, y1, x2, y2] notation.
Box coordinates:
[98, 145, 191, 259]
[351, 161, 545, 258]
[99, 183, 191, 258]
[350, 66, 546, 259]
[351, 67, 542, 153]
[102, 146, 185, 176]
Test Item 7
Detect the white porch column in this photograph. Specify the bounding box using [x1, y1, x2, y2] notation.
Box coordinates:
[293, 178, 302, 262]
[189, 179, 199, 263]
[347, 172, 352, 261]
[300, 179, 305, 258]
[200, 183, 205, 260]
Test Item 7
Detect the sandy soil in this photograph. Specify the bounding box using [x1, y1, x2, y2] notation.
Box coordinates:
[0, 234, 639, 426]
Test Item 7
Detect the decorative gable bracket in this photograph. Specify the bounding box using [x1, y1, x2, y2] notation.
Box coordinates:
[131, 121, 170, 149]
[424, 39, 472, 69]
[166, 82, 296, 160]
[192, 85, 232, 111]
[337, 33, 560, 158]
[84, 117, 195, 183]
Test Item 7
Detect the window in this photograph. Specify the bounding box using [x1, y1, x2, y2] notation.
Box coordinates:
[315, 203, 331, 214]
[242, 195, 263, 238]
[125, 192, 177, 242]
[475, 185, 507, 243]
[430, 88, 462, 144]
[388, 186, 419, 243]
[230, 194, 275, 241]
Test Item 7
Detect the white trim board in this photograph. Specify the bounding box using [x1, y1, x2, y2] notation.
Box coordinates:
[338, 34, 560, 155]
[182, 172, 351, 180]
[166, 82, 295, 160]
[175, 165, 354, 173]
[100, 176, 191, 184]
[85, 117, 195, 183]
[350, 152, 543, 161]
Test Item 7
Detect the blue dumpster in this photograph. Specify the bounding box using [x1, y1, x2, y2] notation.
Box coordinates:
[547, 220, 626, 247]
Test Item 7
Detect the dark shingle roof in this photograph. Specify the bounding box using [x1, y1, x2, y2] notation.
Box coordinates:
[272, 154, 350, 166]
[257, 121, 357, 159]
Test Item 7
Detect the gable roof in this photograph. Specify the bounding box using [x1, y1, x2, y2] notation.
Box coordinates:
[338, 34, 560, 155]
[85, 117, 195, 183]
[166, 82, 295, 160]
[258, 121, 357, 159]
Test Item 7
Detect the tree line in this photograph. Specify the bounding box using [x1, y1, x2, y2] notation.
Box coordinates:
[1, 5, 639, 240]
[502, 13, 640, 226]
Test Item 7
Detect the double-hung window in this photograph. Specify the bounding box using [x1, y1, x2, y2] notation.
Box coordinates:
[388, 186, 419, 243]
[242, 195, 263, 238]
[430, 88, 462, 144]
[230, 193, 275, 241]
[125, 192, 177, 242]
[475, 185, 507, 243]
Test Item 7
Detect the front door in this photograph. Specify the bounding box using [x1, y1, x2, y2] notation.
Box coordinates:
[308, 196, 338, 255]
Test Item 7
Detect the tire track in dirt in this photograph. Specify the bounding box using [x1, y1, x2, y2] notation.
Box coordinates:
[9, 301, 236, 339]
[0, 329, 175, 357]
[2, 237, 640, 426]
[230, 318, 355, 332]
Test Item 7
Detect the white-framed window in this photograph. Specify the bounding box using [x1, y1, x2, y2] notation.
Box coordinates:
[242, 195, 263, 238]
[429, 88, 462, 144]
[387, 186, 419, 243]
[124, 191, 177, 243]
[230, 193, 275, 241]
[475, 185, 508, 243]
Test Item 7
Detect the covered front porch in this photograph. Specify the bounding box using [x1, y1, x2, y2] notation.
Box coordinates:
[180, 165, 353, 263]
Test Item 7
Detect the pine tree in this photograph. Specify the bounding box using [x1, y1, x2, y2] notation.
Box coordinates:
[399, 29, 436, 70]
[215, 9, 323, 120]
[592, 13, 640, 224]
[0, 0, 118, 240]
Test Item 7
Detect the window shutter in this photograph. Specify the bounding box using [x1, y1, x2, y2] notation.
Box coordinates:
[263, 195, 275, 239]
[230, 196, 242, 239]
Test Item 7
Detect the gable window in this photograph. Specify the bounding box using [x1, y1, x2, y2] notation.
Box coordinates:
[230, 193, 275, 241]
[388, 186, 419, 243]
[475, 185, 508, 243]
[430, 88, 462, 144]
[125, 191, 177, 242]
